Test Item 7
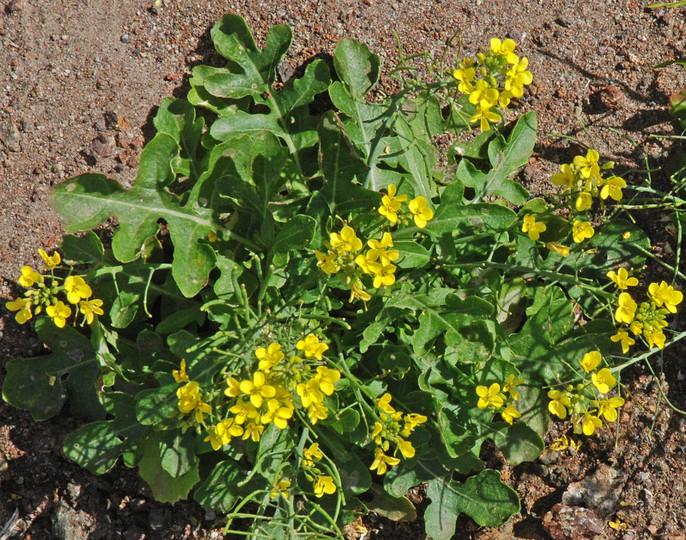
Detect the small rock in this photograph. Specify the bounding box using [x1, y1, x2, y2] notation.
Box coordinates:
[52, 501, 96, 540]
[561, 464, 624, 517]
[539, 450, 560, 465]
[121, 33, 130, 43]
[543, 504, 604, 540]
[0, 120, 21, 152]
[90, 135, 116, 157]
[5, 0, 23, 13]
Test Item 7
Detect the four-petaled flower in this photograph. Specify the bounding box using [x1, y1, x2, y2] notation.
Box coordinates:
[296, 335, 329, 360]
[369, 447, 401, 475]
[378, 184, 408, 224]
[547, 389, 571, 419]
[239, 371, 277, 408]
[18, 266, 41, 288]
[39, 249, 61, 269]
[6, 297, 33, 324]
[255, 342, 285, 371]
[581, 412, 603, 436]
[312, 475, 337, 497]
[648, 281, 683, 314]
[302, 442, 323, 467]
[46, 300, 72, 328]
[615, 292, 637, 324]
[580, 351, 602, 373]
[79, 298, 104, 324]
[572, 220, 594, 243]
[501, 404, 521, 424]
[64, 275, 93, 304]
[330, 225, 363, 253]
[611, 330, 635, 354]
[596, 396, 625, 422]
[522, 214, 546, 241]
[607, 267, 638, 290]
[476, 383, 505, 409]
[503, 374, 524, 400]
[600, 176, 626, 201]
[408, 197, 434, 228]
[591, 368, 616, 394]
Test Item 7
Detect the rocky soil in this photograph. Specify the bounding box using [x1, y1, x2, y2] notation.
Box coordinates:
[1, 0, 685, 538]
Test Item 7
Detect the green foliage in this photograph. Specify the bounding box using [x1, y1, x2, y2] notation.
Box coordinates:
[5, 14, 674, 539]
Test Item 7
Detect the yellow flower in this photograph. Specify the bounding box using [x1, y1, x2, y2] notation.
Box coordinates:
[606, 267, 638, 290]
[550, 163, 575, 191]
[378, 184, 408, 224]
[575, 192, 593, 212]
[270, 478, 291, 500]
[505, 57, 533, 98]
[367, 233, 399, 266]
[64, 276, 93, 304]
[469, 79, 499, 107]
[230, 398, 259, 424]
[330, 225, 363, 253]
[476, 383, 505, 409]
[314, 249, 339, 275]
[581, 412, 603, 436]
[503, 374, 524, 400]
[547, 389, 571, 419]
[611, 330, 635, 354]
[572, 220, 594, 243]
[396, 437, 416, 459]
[469, 102, 501, 132]
[600, 176, 626, 201]
[255, 342, 285, 371]
[18, 266, 42, 288]
[46, 300, 72, 328]
[596, 396, 625, 422]
[608, 519, 627, 530]
[501, 404, 521, 424]
[615, 292, 637, 324]
[173, 359, 190, 383]
[452, 65, 476, 93]
[312, 475, 336, 498]
[580, 351, 602, 373]
[522, 214, 546, 241]
[369, 447, 401, 475]
[591, 368, 616, 394]
[7, 297, 33, 324]
[408, 196, 434, 228]
[550, 435, 581, 452]
[296, 335, 329, 360]
[547, 242, 570, 258]
[242, 421, 264, 442]
[307, 401, 329, 424]
[314, 366, 341, 396]
[39, 249, 61, 269]
[490, 37, 519, 64]
[648, 281, 683, 314]
[368, 261, 397, 288]
[401, 413, 427, 437]
[176, 381, 212, 423]
[239, 371, 277, 408]
[297, 378, 325, 408]
[79, 298, 104, 324]
[260, 399, 294, 429]
[573, 149, 600, 179]
[644, 329, 666, 350]
[376, 393, 395, 414]
[303, 442, 324, 467]
[204, 418, 243, 450]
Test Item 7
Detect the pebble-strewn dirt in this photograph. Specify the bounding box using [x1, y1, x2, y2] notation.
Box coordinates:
[1, 1, 685, 538]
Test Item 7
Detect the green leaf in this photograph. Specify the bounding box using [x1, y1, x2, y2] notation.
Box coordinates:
[495, 422, 545, 464]
[158, 430, 198, 478]
[60, 232, 106, 264]
[2, 318, 104, 421]
[367, 484, 417, 522]
[51, 137, 217, 297]
[426, 202, 517, 236]
[333, 38, 380, 99]
[395, 240, 431, 269]
[425, 470, 520, 538]
[457, 111, 537, 205]
[193, 459, 243, 512]
[135, 384, 178, 427]
[138, 431, 200, 503]
[63, 393, 147, 474]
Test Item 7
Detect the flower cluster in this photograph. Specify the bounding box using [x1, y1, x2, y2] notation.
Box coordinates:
[551, 149, 627, 212]
[378, 184, 435, 229]
[173, 334, 341, 449]
[315, 185, 434, 302]
[475, 373, 524, 425]
[6, 249, 104, 328]
[608, 273, 682, 352]
[452, 38, 533, 131]
[300, 442, 337, 498]
[369, 393, 427, 475]
[548, 351, 624, 437]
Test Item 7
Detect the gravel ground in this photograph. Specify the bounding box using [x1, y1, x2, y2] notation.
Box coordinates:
[1, 0, 685, 538]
